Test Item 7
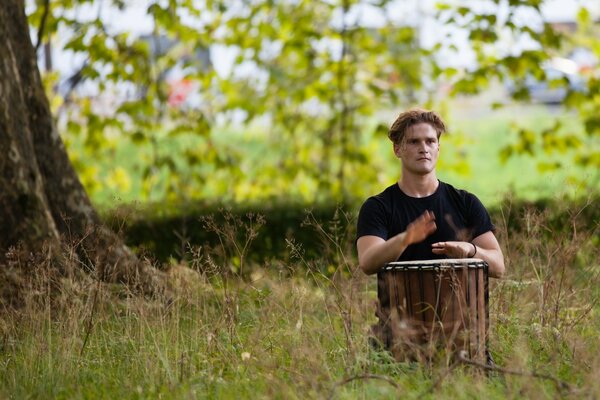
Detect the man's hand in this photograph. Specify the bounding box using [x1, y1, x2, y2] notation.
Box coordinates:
[433, 232, 506, 278]
[404, 210, 437, 247]
[431, 241, 473, 258]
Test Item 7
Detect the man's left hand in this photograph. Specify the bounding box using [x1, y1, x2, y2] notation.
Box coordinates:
[431, 241, 473, 258]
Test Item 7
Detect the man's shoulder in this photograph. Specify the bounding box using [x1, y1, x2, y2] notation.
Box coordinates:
[365, 183, 398, 202]
[439, 181, 478, 202]
[439, 180, 491, 222]
[359, 183, 398, 213]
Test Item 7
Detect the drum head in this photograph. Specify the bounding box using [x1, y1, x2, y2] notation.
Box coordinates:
[383, 258, 487, 271]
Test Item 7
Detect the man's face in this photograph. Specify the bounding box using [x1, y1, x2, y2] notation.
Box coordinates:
[393, 123, 440, 175]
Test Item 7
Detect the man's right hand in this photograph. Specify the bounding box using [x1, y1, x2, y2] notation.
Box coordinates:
[404, 210, 437, 247]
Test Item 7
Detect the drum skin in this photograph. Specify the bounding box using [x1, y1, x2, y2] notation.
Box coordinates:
[380, 259, 489, 362]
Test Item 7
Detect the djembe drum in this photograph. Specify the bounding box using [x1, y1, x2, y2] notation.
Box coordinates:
[381, 258, 489, 362]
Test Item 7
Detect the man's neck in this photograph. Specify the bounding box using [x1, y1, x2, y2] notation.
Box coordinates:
[398, 173, 439, 198]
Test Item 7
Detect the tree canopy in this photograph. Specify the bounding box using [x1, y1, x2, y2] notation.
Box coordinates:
[26, 0, 600, 206]
[436, 1, 599, 177]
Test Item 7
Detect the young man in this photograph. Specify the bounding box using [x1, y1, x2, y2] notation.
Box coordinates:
[356, 108, 505, 349]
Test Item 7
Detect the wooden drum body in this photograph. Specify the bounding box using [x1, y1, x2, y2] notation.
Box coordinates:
[380, 258, 489, 362]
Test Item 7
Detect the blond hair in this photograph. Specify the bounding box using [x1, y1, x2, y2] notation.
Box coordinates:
[388, 108, 447, 144]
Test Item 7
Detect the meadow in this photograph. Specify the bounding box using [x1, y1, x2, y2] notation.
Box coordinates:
[1, 194, 598, 399]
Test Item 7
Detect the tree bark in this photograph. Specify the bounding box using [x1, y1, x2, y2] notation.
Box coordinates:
[0, 0, 157, 295]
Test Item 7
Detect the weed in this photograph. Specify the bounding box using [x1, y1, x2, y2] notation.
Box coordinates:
[0, 199, 598, 398]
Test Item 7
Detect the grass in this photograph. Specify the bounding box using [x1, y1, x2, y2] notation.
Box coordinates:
[1, 198, 599, 399]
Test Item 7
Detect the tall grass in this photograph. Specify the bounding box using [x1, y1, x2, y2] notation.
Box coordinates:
[1, 198, 598, 399]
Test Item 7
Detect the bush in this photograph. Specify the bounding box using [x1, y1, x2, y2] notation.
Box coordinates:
[104, 200, 358, 270]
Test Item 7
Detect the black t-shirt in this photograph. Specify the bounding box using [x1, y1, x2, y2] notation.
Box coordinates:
[357, 180, 495, 261]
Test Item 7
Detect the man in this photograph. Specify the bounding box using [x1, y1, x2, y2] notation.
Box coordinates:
[356, 108, 505, 350]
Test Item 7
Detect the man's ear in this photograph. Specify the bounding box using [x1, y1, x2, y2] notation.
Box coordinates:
[393, 142, 402, 158]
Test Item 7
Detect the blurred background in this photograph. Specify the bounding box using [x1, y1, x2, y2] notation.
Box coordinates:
[26, 0, 600, 261]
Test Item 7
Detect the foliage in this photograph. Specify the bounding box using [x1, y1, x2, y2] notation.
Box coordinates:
[28, 0, 220, 203]
[26, 0, 600, 207]
[435, 0, 600, 185]
[28, 0, 433, 205]
[105, 200, 357, 269]
[213, 0, 430, 202]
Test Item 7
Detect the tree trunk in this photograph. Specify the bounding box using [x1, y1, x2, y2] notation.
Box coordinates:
[0, 0, 158, 298]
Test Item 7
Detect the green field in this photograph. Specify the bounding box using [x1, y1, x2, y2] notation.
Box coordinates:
[71, 100, 598, 210]
[2, 204, 599, 398]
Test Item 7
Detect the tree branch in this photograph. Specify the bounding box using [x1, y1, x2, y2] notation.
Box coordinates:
[35, 0, 51, 53]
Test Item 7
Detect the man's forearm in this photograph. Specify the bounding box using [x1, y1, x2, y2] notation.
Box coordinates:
[471, 244, 505, 278]
[358, 233, 409, 275]
[358, 210, 437, 275]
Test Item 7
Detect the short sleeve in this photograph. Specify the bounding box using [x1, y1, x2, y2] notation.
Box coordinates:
[466, 193, 495, 239]
[356, 197, 390, 241]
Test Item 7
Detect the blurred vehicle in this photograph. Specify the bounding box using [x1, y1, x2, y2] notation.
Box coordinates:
[140, 34, 211, 109]
[507, 56, 587, 104]
[51, 33, 211, 111]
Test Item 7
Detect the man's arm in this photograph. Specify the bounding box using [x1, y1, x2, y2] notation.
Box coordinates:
[431, 231, 505, 278]
[357, 211, 437, 275]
